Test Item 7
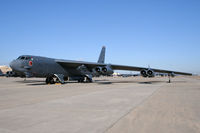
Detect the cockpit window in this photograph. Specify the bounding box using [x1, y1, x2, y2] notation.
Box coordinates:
[21, 56, 25, 60]
[25, 57, 31, 60]
[17, 56, 32, 60]
[17, 56, 21, 59]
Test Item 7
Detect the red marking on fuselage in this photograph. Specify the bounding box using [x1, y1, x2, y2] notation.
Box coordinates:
[29, 61, 33, 66]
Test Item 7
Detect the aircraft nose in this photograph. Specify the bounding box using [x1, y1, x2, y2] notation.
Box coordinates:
[9, 60, 25, 72]
[9, 60, 17, 70]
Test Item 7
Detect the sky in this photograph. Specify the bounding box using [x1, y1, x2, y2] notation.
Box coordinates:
[0, 0, 200, 74]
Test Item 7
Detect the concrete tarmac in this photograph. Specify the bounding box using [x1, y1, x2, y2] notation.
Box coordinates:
[0, 76, 199, 133]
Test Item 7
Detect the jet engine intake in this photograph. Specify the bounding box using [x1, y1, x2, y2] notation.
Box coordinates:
[141, 69, 155, 77]
[95, 67, 101, 73]
[147, 69, 155, 77]
[140, 70, 148, 77]
[102, 67, 107, 73]
[102, 65, 113, 75]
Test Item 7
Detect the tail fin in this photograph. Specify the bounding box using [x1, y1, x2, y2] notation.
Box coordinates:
[97, 46, 106, 63]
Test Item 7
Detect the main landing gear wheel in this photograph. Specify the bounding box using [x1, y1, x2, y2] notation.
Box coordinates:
[78, 78, 85, 83]
[86, 77, 93, 83]
[46, 76, 55, 84]
[77, 77, 92, 83]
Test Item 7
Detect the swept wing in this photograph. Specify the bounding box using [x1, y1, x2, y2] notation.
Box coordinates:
[56, 60, 192, 76]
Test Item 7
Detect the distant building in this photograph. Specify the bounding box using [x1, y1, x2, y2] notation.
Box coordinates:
[112, 72, 121, 76]
[0, 66, 12, 74]
[0, 69, 3, 76]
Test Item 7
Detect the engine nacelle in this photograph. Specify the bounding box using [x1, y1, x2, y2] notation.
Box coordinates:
[6, 71, 16, 77]
[93, 65, 113, 76]
[140, 69, 155, 77]
[168, 72, 175, 77]
[140, 69, 148, 77]
[95, 67, 102, 73]
[101, 65, 114, 75]
[147, 69, 155, 77]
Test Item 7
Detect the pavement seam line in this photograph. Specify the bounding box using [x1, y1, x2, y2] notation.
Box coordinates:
[103, 84, 165, 133]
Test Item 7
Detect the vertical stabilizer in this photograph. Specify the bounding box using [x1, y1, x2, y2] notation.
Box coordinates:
[97, 46, 106, 63]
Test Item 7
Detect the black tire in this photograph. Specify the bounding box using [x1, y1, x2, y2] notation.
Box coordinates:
[49, 77, 55, 84]
[46, 77, 50, 84]
[46, 77, 55, 84]
[86, 78, 93, 83]
[78, 78, 84, 83]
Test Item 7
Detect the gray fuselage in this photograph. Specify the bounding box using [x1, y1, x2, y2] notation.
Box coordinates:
[9, 55, 84, 79]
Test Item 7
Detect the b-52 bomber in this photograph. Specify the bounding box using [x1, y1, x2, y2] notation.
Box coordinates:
[9, 46, 192, 84]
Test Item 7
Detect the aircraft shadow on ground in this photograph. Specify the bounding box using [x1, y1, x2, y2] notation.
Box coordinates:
[26, 81, 79, 86]
[14, 79, 186, 86]
[95, 80, 187, 85]
[95, 80, 165, 85]
[170, 81, 187, 83]
[15, 80, 47, 86]
[16, 80, 44, 83]
[138, 81, 163, 84]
